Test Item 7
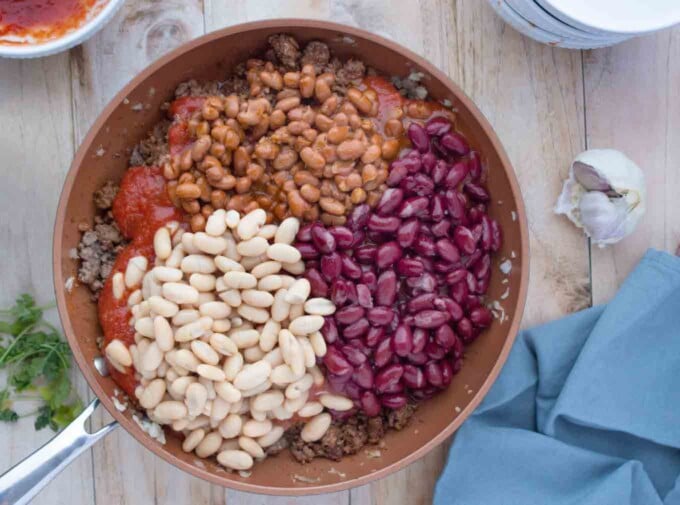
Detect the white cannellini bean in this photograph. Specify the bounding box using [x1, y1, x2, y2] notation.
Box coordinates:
[243, 346, 265, 363]
[309, 365, 325, 386]
[279, 275, 296, 289]
[112, 272, 125, 300]
[251, 390, 284, 412]
[215, 381, 242, 403]
[237, 305, 269, 324]
[218, 413, 242, 438]
[195, 431, 222, 458]
[214, 276, 228, 293]
[205, 209, 227, 237]
[162, 282, 199, 305]
[174, 317, 212, 342]
[217, 450, 253, 471]
[199, 301, 230, 319]
[181, 232, 200, 254]
[186, 415, 210, 430]
[153, 401, 188, 421]
[214, 255, 244, 273]
[134, 317, 155, 338]
[233, 361, 271, 391]
[210, 397, 230, 423]
[309, 331, 327, 357]
[271, 289, 291, 322]
[298, 336, 316, 368]
[191, 340, 219, 365]
[285, 374, 313, 400]
[105, 339, 132, 368]
[165, 244, 185, 269]
[284, 278, 311, 304]
[288, 303, 304, 321]
[241, 380, 272, 398]
[270, 364, 298, 386]
[154, 227, 172, 260]
[171, 418, 189, 431]
[274, 217, 299, 245]
[272, 405, 293, 421]
[223, 353, 244, 381]
[186, 382, 208, 417]
[237, 237, 269, 258]
[263, 348, 284, 367]
[125, 256, 148, 288]
[250, 261, 281, 279]
[283, 390, 309, 413]
[169, 376, 195, 399]
[225, 209, 240, 229]
[153, 266, 183, 283]
[230, 329, 259, 349]
[282, 260, 305, 275]
[237, 208, 266, 240]
[320, 393, 354, 411]
[181, 254, 217, 274]
[182, 428, 205, 453]
[257, 275, 283, 292]
[257, 426, 285, 448]
[148, 296, 179, 318]
[210, 333, 238, 356]
[301, 413, 332, 442]
[297, 401, 324, 418]
[240, 289, 274, 308]
[242, 419, 272, 438]
[278, 330, 305, 377]
[266, 243, 302, 264]
[174, 349, 199, 372]
[224, 271, 257, 290]
[304, 298, 336, 316]
[193, 232, 228, 255]
[219, 289, 242, 307]
[238, 436, 264, 458]
[201, 399, 213, 417]
[197, 364, 226, 382]
[190, 273, 216, 292]
[223, 234, 241, 262]
[259, 320, 280, 352]
[172, 309, 199, 326]
[141, 342, 163, 372]
[199, 376, 216, 400]
[212, 319, 231, 333]
[257, 224, 278, 240]
[139, 379, 166, 409]
[288, 315, 325, 336]
[197, 291, 216, 305]
[127, 289, 143, 307]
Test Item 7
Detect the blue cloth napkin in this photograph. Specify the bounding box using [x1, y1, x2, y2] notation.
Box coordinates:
[434, 249, 680, 505]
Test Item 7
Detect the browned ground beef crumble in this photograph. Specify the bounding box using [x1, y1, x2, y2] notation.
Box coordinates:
[77, 34, 418, 464]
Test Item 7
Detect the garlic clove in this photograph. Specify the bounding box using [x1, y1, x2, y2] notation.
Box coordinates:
[573, 162, 616, 194]
[578, 192, 629, 245]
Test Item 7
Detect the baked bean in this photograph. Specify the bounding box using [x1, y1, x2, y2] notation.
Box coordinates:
[320, 212, 347, 226]
[293, 170, 319, 187]
[320, 95, 339, 116]
[347, 88, 373, 115]
[384, 118, 404, 137]
[287, 190, 309, 218]
[300, 147, 325, 171]
[314, 78, 331, 102]
[288, 120, 309, 135]
[202, 97, 223, 121]
[254, 140, 279, 160]
[272, 147, 298, 170]
[318, 197, 345, 216]
[299, 74, 315, 98]
[275, 96, 300, 112]
[337, 139, 366, 161]
[182, 199, 200, 215]
[210, 190, 227, 209]
[177, 183, 201, 199]
[283, 71, 300, 88]
[191, 135, 212, 161]
[259, 70, 283, 90]
[269, 109, 286, 129]
[381, 138, 400, 159]
[350, 187, 367, 204]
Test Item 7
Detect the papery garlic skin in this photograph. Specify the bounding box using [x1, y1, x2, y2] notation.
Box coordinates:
[555, 149, 646, 247]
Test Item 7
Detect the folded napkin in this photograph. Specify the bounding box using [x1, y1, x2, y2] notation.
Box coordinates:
[434, 249, 680, 505]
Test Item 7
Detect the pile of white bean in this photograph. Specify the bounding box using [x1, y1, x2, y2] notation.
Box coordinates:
[104, 208, 351, 472]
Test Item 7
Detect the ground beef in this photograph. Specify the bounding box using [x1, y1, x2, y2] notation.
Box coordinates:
[268, 33, 300, 70]
[93, 180, 118, 209]
[287, 404, 417, 464]
[129, 120, 170, 167]
[174, 79, 223, 98]
[301, 41, 331, 73]
[333, 59, 367, 95]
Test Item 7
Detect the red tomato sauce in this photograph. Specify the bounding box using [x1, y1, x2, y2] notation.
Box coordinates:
[98, 166, 183, 396]
[167, 96, 206, 155]
[0, 0, 101, 43]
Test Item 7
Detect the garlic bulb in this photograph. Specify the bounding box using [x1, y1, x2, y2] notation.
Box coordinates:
[555, 149, 646, 246]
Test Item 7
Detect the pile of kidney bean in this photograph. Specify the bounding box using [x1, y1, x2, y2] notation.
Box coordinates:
[294, 115, 503, 416]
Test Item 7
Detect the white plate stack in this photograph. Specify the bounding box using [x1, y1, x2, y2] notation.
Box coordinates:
[487, 0, 680, 49]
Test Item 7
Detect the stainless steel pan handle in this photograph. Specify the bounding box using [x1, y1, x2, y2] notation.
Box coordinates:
[0, 399, 117, 505]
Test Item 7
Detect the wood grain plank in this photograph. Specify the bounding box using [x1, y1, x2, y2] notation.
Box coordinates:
[68, 1, 220, 504]
[0, 54, 95, 505]
[584, 29, 680, 304]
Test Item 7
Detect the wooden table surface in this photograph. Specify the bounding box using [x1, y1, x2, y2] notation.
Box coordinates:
[1, 1, 678, 503]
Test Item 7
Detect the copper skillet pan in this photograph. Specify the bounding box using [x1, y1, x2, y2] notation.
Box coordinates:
[0, 19, 529, 503]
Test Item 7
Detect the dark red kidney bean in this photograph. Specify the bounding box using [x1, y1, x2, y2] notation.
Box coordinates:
[341, 344, 367, 365]
[431, 219, 451, 237]
[435, 324, 457, 349]
[471, 223, 483, 244]
[404, 151, 423, 173]
[367, 307, 396, 326]
[456, 317, 475, 342]
[435, 238, 461, 263]
[321, 252, 342, 280]
[349, 230, 366, 249]
[469, 306, 492, 328]
[376, 241, 403, 270]
[295, 242, 319, 259]
[422, 151, 437, 173]
[464, 271, 478, 293]
[408, 123, 430, 153]
[413, 310, 450, 328]
[450, 280, 469, 304]
[472, 254, 491, 279]
[453, 226, 477, 255]
[445, 161, 469, 189]
[381, 393, 407, 409]
[401, 173, 435, 196]
[424, 361, 443, 387]
[336, 305, 365, 325]
[402, 364, 426, 389]
[343, 319, 370, 339]
[420, 256, 434, 271]
[446, 268, 468, 285]
[375, 363, 404, 393]
[322, 317, 339, 344]
[376, 188, 404, 216]
[340, 255, 362, 279]
[407, 293, 436, 313]
[361, 390, 381, 417]
[441, 360, 453, 387]
[413, 235, 437, 257]
[465, 182, 490, 202]
[311, 223, 336, 253]
[346, 282, 359, 304]
[441, 131, 470, 155]
[367, 214, 400, 233]
[445, 190, 467, 222]
[361, 271, 377, 292]
[356, 284, 374, 308]
[392, 324, 413, 356]
[398, 196, 429, 219]
[430, 137, 450, 161]
[491, 219, 503, 252]
[425, 341, 447, 360]
[412, 328, 428, 354]
[425, 116, 452, 136]
[398, 258, 425, 277]
[397, 218, 420, 248]
[386, 162, 409, 187]
[324, 346, 353, 375]
[406, 272, 437, 292]
[408, 351, 428, 365]
[462, 250, 482, 270]
[434, 297, 464, 321]
[452, 357, 463, 375]
[375, 270, 398, 306]
[344, 380, 362, 400]
[354, 244, 377, 264]
[353, 362, 375, 389]
[468, 206, 485, 225]
[430, 195, 446, 222]
[479, 215, 493, 250]
[365, 326, 385, 347]
[381, 380, 404, 394]
[347, 204, 371, 231]
[306, 269, 329, 297]
[434, 261, 458, 274]
[296, 223, 313, 242]
[330, 279, 349, 305]
[465, 294, 482, 310]
[374, 338, 394, 368]
[328, 226, 354, 249]
[452, 334, 464, 359]
[327, 372, 352, 393]
[468, 151, 481, 180]
[432, 159, 448, 184]
[476, 275, 490, 294]
[307, 260, 320, 271]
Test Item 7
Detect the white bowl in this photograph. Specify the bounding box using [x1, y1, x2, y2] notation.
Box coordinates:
[0, 0, 124, 59]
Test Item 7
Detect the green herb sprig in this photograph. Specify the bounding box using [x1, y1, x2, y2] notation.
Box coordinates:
[0, 294, 82, 431]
